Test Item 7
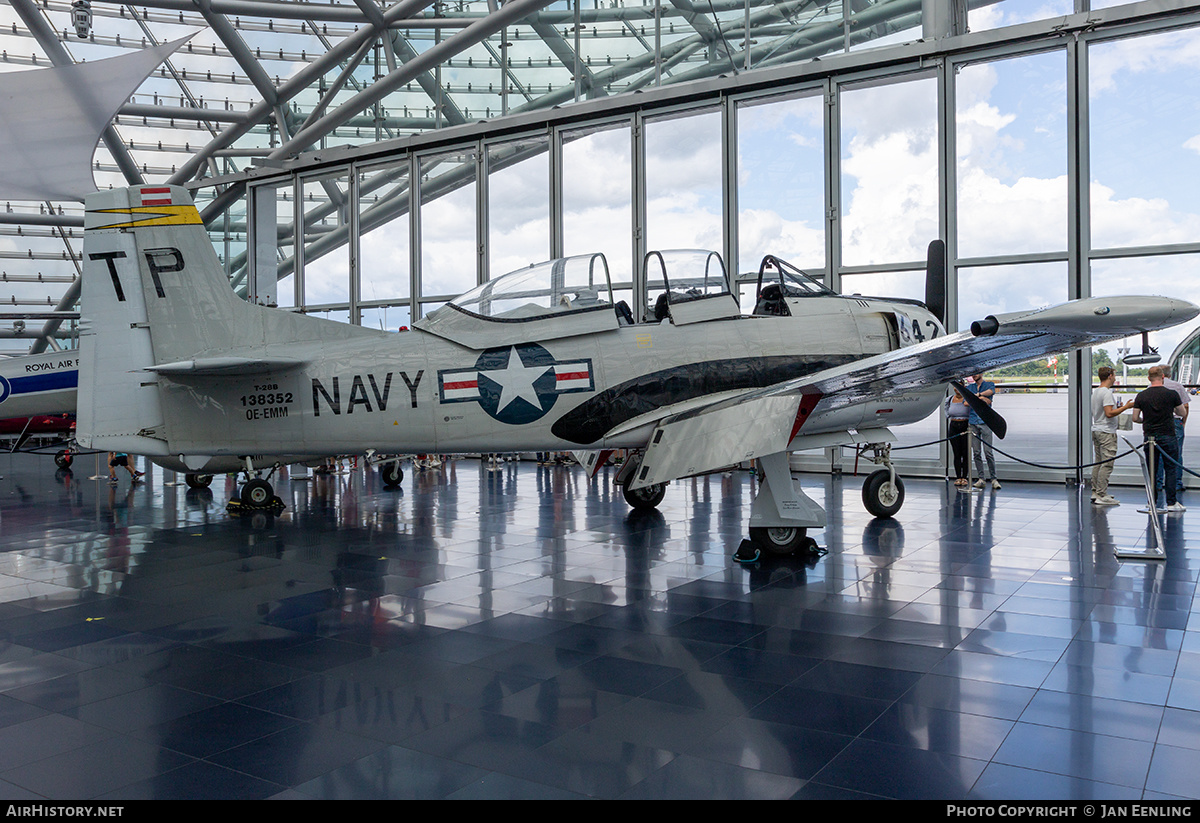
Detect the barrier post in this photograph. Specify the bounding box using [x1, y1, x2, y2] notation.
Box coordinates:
[1122, 435, 1166, 560]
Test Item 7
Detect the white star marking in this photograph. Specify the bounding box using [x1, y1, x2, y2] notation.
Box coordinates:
[491, 347, 551, 413]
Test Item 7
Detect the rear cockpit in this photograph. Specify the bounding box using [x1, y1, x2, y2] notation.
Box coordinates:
[641, 249, 741, 325]
[751, 255, 836, 317]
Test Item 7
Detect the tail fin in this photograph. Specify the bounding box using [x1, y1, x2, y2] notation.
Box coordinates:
[76, 184, 359, 455]
[77, 186, 191, 455]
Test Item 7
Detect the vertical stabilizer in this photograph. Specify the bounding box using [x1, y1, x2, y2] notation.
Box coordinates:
[78, 187, 171, 454]
[78, 185, 371, 458]
[77, 185, 243, 454]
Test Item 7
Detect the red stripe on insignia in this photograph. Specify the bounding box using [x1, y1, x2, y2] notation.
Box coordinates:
[556, 371, 588, 382]
[443, 380, 477, 391]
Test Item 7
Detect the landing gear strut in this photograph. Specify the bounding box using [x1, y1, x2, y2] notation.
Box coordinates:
[858, 444, 905, 518]
[736, 452, 826, 562]
[228, 457, 284, 514]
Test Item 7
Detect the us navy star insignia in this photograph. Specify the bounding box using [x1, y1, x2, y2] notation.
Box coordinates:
[437, 343, 594, 425]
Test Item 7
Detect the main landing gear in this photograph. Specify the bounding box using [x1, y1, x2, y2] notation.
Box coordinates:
[227, 458, 285, 515]
[613, 451, 669, 512]
[734, 451, 825, 563]
[623, 481, 666, 511]
[734, 445, 905, 563]
[380, 460, 404, 489]
[858, 444, 905, 519]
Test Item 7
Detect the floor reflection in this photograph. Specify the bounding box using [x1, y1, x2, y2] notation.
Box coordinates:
[0, 454, 1195, 799]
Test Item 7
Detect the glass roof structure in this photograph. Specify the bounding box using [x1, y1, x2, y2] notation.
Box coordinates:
[0, 0, 1196, 362]
[1, 0, 925, 188]
[0, 0, 939, 355]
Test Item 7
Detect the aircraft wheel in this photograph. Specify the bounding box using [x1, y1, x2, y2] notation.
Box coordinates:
[380, 463, 404, 488]
[862, 469, 905, 518]
[54, 450, 72, 469]
[623, 482, 666, 510]
[241, 478, 274, 507]
[749, 526, 811, 556]
[185, 473, 213, 489]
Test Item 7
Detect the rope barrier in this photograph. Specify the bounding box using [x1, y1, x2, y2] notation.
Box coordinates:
[885, 430, 1143, 472]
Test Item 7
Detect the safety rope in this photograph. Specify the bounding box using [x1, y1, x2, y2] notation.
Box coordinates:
[886, 430, 1143, 472]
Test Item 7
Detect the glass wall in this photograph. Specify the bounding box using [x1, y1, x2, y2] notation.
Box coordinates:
[357, 161, 412, 318]
[736, 92, 825, 277]
[839, 73, 938, 269]
[300, 172, 352, 310]
[644, 109, 724, 253]
[956, 51, 1067, 260]
[487, 135, 551, 278]
[561, 122, 633, 299]
[418, 147, 479, 309]
[237, 10, 1200, 485]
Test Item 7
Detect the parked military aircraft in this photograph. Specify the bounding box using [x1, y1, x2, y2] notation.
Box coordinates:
[75, 185, 1198, 554]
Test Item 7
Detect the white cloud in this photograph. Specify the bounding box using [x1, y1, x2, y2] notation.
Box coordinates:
[1089, 27, 1200, 95]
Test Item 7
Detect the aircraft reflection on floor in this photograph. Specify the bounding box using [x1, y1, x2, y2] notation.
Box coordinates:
[0, 453, 1197, 798]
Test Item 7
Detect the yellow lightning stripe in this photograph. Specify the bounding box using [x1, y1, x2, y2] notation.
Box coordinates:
[88, 204, 203, 229]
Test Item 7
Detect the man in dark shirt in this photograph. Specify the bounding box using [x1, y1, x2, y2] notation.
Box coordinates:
[1133, 365, 1187, 512]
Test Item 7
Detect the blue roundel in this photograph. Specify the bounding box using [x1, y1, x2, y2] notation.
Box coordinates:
[0, 375, 10, 405]
[474, 344, 560, 425]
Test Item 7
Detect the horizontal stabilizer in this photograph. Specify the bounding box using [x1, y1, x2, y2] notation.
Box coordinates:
[146, 356, 307, 376]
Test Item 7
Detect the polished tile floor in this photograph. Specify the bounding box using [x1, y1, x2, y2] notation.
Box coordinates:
[0, 452, 1196, 800]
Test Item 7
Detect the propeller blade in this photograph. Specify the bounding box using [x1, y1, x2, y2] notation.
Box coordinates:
[951, 380, 1008, 440]
[925, 239, 947, 327]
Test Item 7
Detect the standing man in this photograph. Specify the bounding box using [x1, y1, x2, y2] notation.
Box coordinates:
[1091, 366, 1133, 505]
[1133, 365, 1187, 513]
[967, 372, 1001, 490]
[1162, 364, 1190, 500]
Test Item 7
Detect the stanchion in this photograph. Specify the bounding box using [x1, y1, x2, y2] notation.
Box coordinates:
[1120, 435, 1166, 561]
[963, 428, 974, 493]
[88, 451, 106, 481]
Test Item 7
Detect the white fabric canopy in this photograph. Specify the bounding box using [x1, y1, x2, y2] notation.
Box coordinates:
[0, 37, 188, 202]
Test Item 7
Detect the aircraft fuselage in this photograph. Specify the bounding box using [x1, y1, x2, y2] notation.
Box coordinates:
[150, 294, 945, 472]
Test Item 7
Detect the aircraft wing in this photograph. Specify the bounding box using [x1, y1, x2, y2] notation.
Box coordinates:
[629, 295, 1198, 489]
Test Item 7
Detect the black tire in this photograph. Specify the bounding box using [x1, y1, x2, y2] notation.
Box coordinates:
[623, 481, 666, 510]
[862, 469, 905, 518]
[54, 450, 72, 469]
[381, 463, 404, 488]
[749, 526, 808, 555]
[241, 478, 274, 507]
[185, 473, 213, 489]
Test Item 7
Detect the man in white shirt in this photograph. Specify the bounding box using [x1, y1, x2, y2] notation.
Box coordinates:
[1091, 366, 1133, 505]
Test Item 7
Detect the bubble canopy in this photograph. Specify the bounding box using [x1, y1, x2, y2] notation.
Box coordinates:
[413, 254, 619, 348]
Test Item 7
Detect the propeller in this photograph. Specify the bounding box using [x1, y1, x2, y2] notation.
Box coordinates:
[951, 380, 1007, 440]
[924, 239, 947, 327]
